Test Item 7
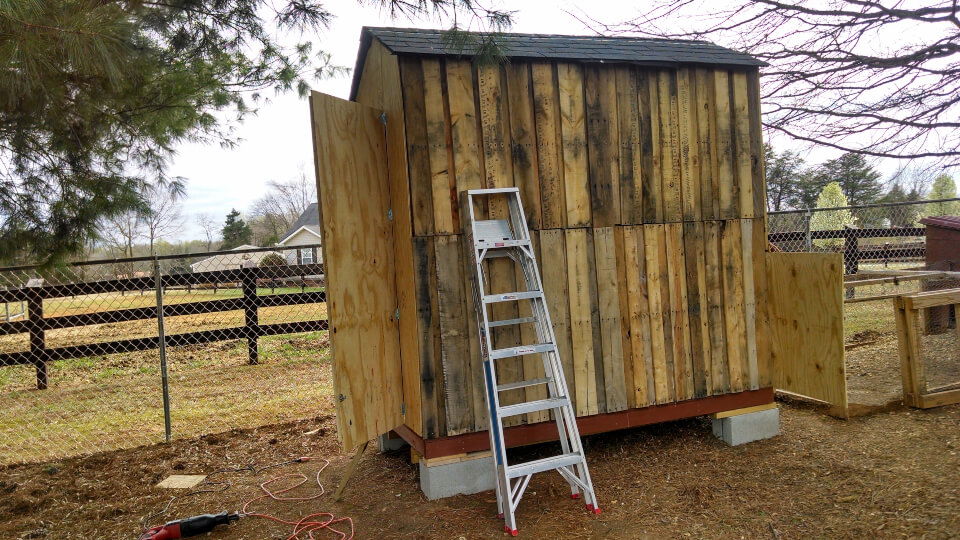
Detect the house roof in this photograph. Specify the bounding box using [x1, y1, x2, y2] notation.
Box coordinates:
[188, 245, 271, 270]
[277, 224, 323, 246]
[920, 215, 960, 231]
[280, 203, 320, 241]
[351, 26, 764, 99]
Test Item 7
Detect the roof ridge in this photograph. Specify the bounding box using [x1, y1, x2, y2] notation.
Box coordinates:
[364, 26, 714, 45]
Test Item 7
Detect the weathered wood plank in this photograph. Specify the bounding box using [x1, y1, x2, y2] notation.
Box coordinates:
[399, 57, 434, 236]
[422, 58, 456, 234]
[558, 63, 591, 227]
[566, 228, 598, 415]
[740, 219, 760, 389]
[446, 59, 484, 227]
[412, 236, 444, 438]
[585, 66, 621, 227]
[639, 70, 661, 223]
[540, 229, 575, 405]
[678, 68, 701, 221]
[665, 222, 693, 400]
[683, 221, 711, 397]
[519, 232, 549, 423]
[732, 71, 754, 219]
[478, 63, 514, 199]
[434, 235, 473, 435]
[594, 227, 627, 412]
[658, 71, 683, 222]
[721, 219, 748, 392]
[623, 226, 654, 407]
[614, 227, 637, 408]
[505, 63, 542, 230]
[714, 70, 736, 219]
[532, 62, 565, 229]
[617, 68, 643, 225]
[752, 217, 772, 389]
[644, 224, 674, 402]
[747, 70, 767, 221]
[695, 68, 717, 221]
[704, 220, 728, 395]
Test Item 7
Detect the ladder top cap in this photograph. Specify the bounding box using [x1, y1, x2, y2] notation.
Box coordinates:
[464, 188, 521, 195]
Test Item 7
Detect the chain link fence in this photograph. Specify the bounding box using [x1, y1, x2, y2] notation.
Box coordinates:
[0, 245, 332, 465]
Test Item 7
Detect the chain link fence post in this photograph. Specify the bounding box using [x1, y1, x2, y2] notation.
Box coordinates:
[153, 257, 172, 443]
[803, 207, 813, 252]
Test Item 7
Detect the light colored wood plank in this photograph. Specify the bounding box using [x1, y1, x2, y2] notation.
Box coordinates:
[768, 253, 847, 416]
[678, 68, 701, 221]
[614, 227, 637, 408]
[665, 222, 693, 400]
[594, 227, 628, 412]
[566, 228, 598, 415]
[623, 226, 654, 407]
[519, 232, 549, 423]
[399, 57, 434, 237]
[658, 71, 682, 222]
[751, 218, 772, 389]
[446, 59, 484, 228]
[422, 58, 456, 234]
[711, 402, 776, 419]
[532, 62, 565, 229]
[540, 230, 575, 406]
[721, 219, 748, 392]
[902, 288, 960, 310]
[746, 70, 767, 220]
[683, 221, 711, 397]
[704, 221, 728, 395]
[617, 67, 643, 224]
[644, 224, 673, 402]
[559, 63, 591, 227]
[478, 63, 514, 197]
[311, 91, 402, 449]
[732, 71, 754, 219]
[740, 219, 759, 389]
[695, 69, 718, 221]
[505, 63, 542, 230]
[714, 70, 735, 219]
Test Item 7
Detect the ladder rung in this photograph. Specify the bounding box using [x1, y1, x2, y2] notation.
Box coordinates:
[490, 343, 555, 360]
[507, 452, 584, 479]
[497, 377, 552, 392]
[476, 238, 529, 248]
[488, 316, 536, 328]
[498, 397, 568, 417]
[483, 291, 542, 304]
[467, 187, 520, 195]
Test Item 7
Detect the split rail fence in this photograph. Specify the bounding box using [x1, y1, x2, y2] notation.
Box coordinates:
[0, 246, 330, 464]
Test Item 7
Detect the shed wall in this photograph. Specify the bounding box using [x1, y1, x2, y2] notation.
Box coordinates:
[385, 50, 771, 440]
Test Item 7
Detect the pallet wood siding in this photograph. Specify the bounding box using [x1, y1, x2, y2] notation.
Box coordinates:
[384, 51, 770, 438]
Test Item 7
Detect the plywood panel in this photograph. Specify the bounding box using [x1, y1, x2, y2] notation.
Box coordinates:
[768, 253, 846, 415]
[310, 91, 402, 449]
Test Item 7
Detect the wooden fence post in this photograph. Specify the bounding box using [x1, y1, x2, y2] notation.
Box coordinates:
[242, 267, 259, 365]
[25, 284, 46, 390]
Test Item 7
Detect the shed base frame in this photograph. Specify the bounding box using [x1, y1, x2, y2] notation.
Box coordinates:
[395, 388, 773, 460]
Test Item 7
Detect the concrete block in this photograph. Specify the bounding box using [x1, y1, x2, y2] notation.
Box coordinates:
[419, 455, 495, 500]
[377, 432, 408, 452]
[711, 407, 780, 446]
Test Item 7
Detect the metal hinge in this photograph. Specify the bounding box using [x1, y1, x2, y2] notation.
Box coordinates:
[379, 112, 388, 125]
[338, 393, 346, 402]
[394, 308, 400, 320]
[386, 208, 394, 221]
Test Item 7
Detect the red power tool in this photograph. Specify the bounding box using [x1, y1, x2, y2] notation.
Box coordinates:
[139, 512, 240, 539]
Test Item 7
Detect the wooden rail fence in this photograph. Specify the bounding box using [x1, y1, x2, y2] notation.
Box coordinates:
[0, 264, 328, 389]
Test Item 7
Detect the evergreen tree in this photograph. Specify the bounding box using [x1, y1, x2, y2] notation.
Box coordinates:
[810, 182, 856, 249]
[920, 174, 960, 217]
[764, 144, 807, 211]
[0, 1, 511, 264]
[812, 153, 884, 207]
[880, 183, 920, 227]
[221, 209, 252, 250]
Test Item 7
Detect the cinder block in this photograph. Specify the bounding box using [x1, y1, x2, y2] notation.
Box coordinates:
[377, 432, 408, 452]
[419, 455, 495, 500]
[711, 407, 780, 446]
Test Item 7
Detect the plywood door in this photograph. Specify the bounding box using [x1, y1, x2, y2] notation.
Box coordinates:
[310, 91, 403, 449]
[767, 253, 847, 417]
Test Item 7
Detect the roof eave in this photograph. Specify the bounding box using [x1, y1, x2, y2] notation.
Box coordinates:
[349, 27, 376, 101]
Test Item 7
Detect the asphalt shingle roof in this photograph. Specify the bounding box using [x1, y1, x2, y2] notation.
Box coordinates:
[350, 27, 763, 99]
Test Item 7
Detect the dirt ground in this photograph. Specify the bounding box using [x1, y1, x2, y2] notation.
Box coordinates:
[1, 401, 957, 540]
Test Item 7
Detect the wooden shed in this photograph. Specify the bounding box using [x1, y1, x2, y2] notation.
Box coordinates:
[310, 27, 790, 460]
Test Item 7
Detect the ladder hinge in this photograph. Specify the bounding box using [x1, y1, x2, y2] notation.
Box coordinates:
[379, 112, 388, 125]
[387, 208, 394, 221]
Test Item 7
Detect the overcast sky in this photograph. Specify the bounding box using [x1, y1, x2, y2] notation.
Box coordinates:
[165, 1, 938, 239]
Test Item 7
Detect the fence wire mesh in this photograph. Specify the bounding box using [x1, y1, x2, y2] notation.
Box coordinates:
[0, 245, 331, 465]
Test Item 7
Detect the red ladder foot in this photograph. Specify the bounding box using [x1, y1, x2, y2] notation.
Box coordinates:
[504, 525, 519, 536]
[571, 493, 581, 499]
[497, 513, 503, 519]
[585, 503, 602, 515]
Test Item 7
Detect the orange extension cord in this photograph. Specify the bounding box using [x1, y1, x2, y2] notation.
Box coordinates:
[240, 458, 355, 540]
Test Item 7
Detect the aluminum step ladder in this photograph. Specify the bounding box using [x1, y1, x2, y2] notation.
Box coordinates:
[461, 187, 600, 536]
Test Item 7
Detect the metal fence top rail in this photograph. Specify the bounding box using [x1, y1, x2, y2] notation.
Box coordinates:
[768, 197, 960, 216]
[0, 243, 324, 273]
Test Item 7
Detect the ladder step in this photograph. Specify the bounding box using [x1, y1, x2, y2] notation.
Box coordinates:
[507, 452, 584, 479]
[488, 316, 536, 328]
[477, 238, 530, 249]
[497, 377, 552, 392]
[467, 187, 520, 195]
[483, 291, 542, 304]
[490, 343, 556, 360]
[498, 397, 568, 417]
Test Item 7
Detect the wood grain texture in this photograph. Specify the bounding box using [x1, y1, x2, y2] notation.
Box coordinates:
[768, 253, 846, 416]
[566, 228, 598, 415]
[714, 70, 736, 219]
[595, 227, 628, 412]
[506, 63, 542, 230]
[422, 58, 456, 235]
[665, 222, 693, 400]
[639, 71, 661, 223]
[585, 66, 621, 227]
[532, 62, 565, 229]
[434, 235, 473, 434]
[558, 63, 591, 227]
[683, 221, 711, 397]
[623, 226, 654, 407]
[704, 221, 728, 395]
[617, 67, 643, 225]
[413, 236, 443, 438]
[447, 59, 484, 227]
[399, 57, 434, 237]
[721, 219, 748, 392]
[311, 92, 402, 449]
[731, 71, 754, 220]
[678, 68, 701, 222]
[540, 229, 576, 404]
[659, 71, 683, 222]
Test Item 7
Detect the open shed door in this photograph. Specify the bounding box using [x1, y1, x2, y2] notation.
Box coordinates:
[310, 91, 403, 449]
[767, 253, 848, 417]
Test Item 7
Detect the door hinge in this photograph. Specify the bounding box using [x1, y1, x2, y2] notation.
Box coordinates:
[379, 112, 388, 125]
[386, 208, 394, 221]
[338, 393, 346, 402]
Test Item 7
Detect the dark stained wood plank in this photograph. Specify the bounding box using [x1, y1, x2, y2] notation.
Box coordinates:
[585, 66, 621, 227]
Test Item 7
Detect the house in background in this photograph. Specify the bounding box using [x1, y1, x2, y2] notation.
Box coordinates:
[189, 245, 276, 272]
[276, 202, 323, 265]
